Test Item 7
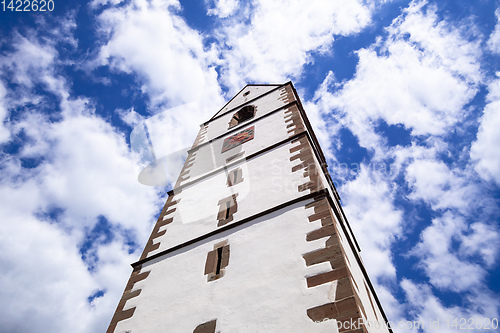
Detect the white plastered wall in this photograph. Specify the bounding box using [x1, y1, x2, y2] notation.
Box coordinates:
[183, 107, 295, 185]
[149, 140, 311, 255]
[201, 86, 294, 144]
[115, 201, 340, 333]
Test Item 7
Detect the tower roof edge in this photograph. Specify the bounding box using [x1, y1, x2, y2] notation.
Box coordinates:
[207, 82, 292, 124]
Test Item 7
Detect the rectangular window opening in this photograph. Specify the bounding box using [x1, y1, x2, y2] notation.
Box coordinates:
[205, 242, 230, 281]
[217, 194, 238, 227]
[227, 168, 243, 187]
[224, 201, 231, 220]
[215, 247, 223, 275]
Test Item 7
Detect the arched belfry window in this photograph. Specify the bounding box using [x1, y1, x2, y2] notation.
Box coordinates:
[228, 105, 255, 129]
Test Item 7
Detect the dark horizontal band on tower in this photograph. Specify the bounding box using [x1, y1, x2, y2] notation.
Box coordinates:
[132, 189, 329, 268]
[131, 185, 390, 331]
[168, 130, 309, 196]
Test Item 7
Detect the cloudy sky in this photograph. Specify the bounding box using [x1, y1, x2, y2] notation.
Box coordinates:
[1, 0, 499, 332]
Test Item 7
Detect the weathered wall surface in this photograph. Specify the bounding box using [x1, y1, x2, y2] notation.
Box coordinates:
[116, 201, 338, 333]
[148, 139, 318, 254]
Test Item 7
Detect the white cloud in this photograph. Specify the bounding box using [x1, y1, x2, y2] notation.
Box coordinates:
[375, 286, 410, 333]
[470, 76, 500, 185]
[309, 1, 495, 289]
[487, 9, 500, 54]
[307, 2, 498, 327]
[0, 28, 162, 332]
[410, 212, 498, 292]
[1, 34, 56, 89]
[302, 95, 337, 161]
[351, 42, 475, 136]
[96, 0, 226, 156]
[206, 0, 239, 18]
[0, 26, 76, 110]
[389, 1, 482, 85]
[341, 165, 403, 281]
[0, 109, 161, 332]
[311, 0, 482, 159]
[97, 0, 223, 109]
[216, 0, 374, 91]
[0, 185, 139, 333]
[0, 212, 96, 333]
[2, 30, 161, 231]
[0, 81, 10, 144]
[459, 222, 500, 267]
[90, 0, 126, 9]
[401, 279, 499, 333]
[117, 107, 145, 127]
[405, 159, 474, 213]
[44, 114, 159, 233]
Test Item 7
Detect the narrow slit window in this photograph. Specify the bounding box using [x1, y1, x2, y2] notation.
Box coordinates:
[204, 242, 230, 281]
[217, 194, 238, 227]
[215, 247, 223, 275]
[226, 168, 243, 187]
[224, 201, 231, 220]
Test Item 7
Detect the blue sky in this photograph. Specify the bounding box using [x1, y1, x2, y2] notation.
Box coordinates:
[0, 0, 499, 332]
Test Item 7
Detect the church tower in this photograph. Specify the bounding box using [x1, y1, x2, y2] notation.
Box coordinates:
[107, 82, 391, 332]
